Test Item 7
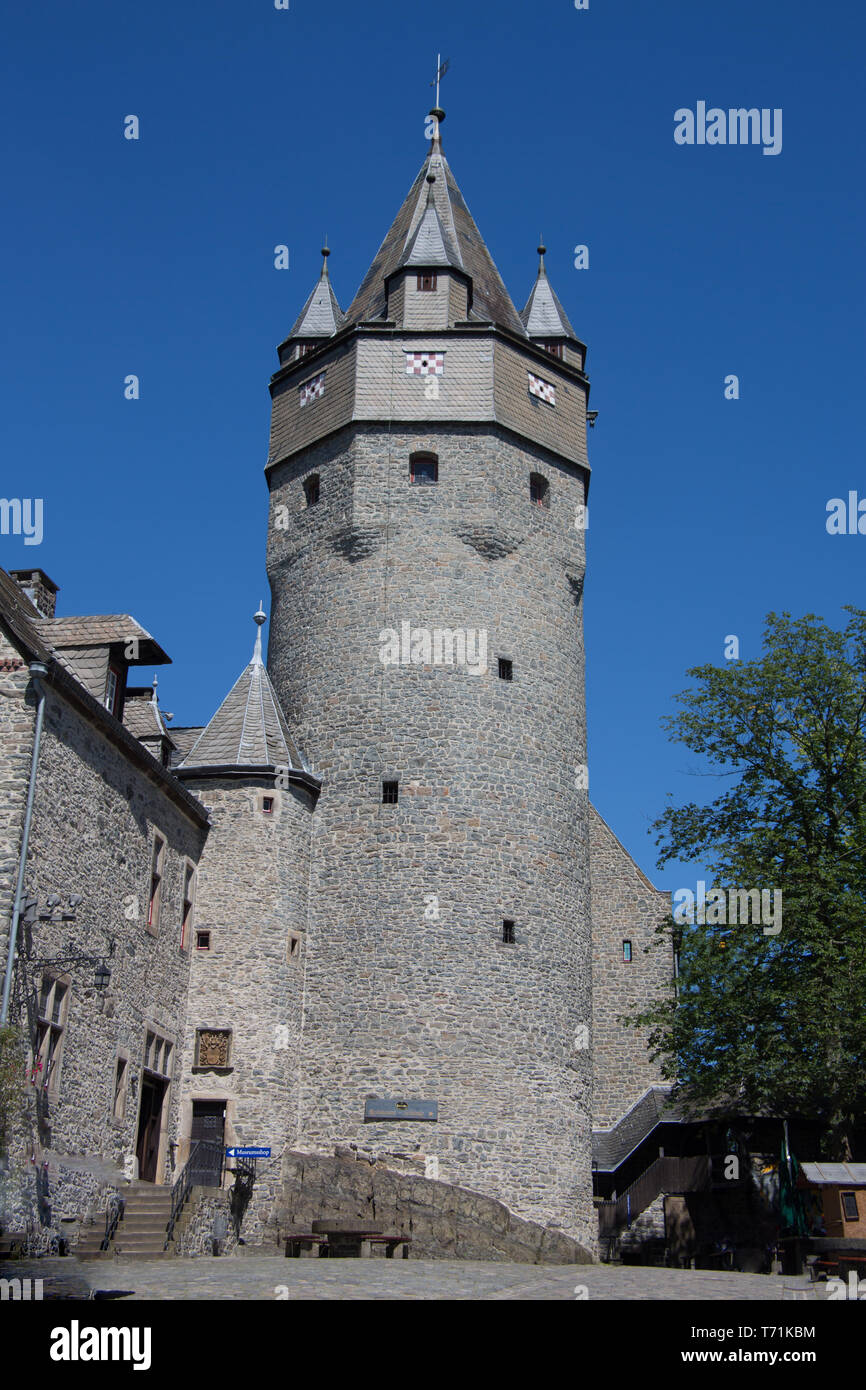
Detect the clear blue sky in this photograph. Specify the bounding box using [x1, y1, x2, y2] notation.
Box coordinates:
[2, 0, 863, 888]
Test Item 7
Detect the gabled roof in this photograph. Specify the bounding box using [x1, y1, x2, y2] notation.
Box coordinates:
[521, 247, 577, 339]
[343, 117, 527, 336]
[178, 611, 304, 772]
[287, 249, 344, 339]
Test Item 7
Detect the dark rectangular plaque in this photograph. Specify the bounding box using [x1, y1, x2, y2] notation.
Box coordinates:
[364, 1098, 438, 1122]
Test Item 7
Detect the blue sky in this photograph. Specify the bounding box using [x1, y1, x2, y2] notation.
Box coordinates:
[2, 0, 863, 887]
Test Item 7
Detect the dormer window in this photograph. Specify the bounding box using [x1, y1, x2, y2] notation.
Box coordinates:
[104, 663, 124, 718]
[542, 342, 563, 359]
[416, 273, 437, 292]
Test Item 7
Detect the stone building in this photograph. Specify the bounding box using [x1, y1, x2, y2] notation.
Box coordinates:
[0, 108, 673, 1260]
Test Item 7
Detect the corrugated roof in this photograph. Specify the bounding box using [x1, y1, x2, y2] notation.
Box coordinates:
[801, 1162, 866, 1185]
[343, 131, 526, 336]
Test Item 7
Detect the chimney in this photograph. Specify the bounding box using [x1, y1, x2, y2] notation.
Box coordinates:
[8, 568, 59, 618]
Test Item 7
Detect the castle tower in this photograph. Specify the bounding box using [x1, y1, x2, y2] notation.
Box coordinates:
[174, 610, 319, 1233]
[265, 110, 594, 1244]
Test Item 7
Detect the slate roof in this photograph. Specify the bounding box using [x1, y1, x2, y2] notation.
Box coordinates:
[521, 258, 578, 339]
[342, 125, 527, 337]
[122, 690, 174, 744]
[178, 619, 304, 771]
[593, 1086, 686, 1172]
[40, 615, 169, 665]
[288, 253, 345, 339]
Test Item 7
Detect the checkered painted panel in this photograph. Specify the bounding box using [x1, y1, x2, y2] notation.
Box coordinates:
[528, 372, 556, 406]
[405, 351, 445, 377]
[299, 372, 326, 407]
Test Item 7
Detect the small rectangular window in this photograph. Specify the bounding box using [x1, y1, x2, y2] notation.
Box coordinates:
[502, 920, 515, 944]
[417, 273, 437, 292]
[147, 834, 166, 933]
[113, 1057, 128, 1120]
[262, 796, 274, 815]
[841, 1191, 860, 1221]
[304, 475, 320, 506]
[622, 940, 633, 962]
[180, 862, 196, 950]
[287, 931, 301, 960]
[31, 974, 69, 1094]
[195, 929, 211, 951]
[382, 780, 399, 804]
[498, 658, 513, 681]
[410, 455, 438, 485]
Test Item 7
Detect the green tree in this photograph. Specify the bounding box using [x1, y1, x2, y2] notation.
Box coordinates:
[629, 609, 866, 1158]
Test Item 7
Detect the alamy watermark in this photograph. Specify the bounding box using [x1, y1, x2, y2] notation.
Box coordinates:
[0, 498, 43, 545]
[378, 622, 488, 676]
[674, 103, 782, 156]
[672, 880, 782, 936]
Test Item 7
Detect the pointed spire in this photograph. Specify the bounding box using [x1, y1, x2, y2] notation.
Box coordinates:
[520, 241, 578, 340]
[343, 124, 527, 335]
[286, 245, 344, 340]
[178, 607, 304, 771]
[252, 602, 266, 665]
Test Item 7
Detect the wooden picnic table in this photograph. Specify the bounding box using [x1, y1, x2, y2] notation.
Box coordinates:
[281, 1220, 412, 1258]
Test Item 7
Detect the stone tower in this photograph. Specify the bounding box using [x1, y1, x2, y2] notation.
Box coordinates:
[265, 110, 594, 1244]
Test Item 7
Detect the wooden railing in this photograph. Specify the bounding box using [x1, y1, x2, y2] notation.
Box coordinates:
[598, 1155, 711, 1235]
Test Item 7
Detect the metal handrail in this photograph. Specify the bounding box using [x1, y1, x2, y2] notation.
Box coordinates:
[164, 1140, 225, 1249]
[100, 1194, 125, 1251]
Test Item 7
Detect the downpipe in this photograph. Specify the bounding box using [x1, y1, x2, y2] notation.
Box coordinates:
[0, 661, 48, 1026]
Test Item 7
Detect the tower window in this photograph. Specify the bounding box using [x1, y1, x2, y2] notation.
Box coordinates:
[262, 796, 274, 815]
[622, 939, 633, 963]
[195, 930, 211, 951]
[410, 453, 438, 485]
[287, 931, 301, 960]
[416, 273, 438, 292]
[529, 473, 550, 508]
[304, 474, 320, 506]
[542, 342, 564, 359]
[497, 658, 513, 682]
[382, 780, 399, 804]
[502, 920, 515, 945]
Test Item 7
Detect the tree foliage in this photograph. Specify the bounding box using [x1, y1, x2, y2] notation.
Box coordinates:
[629, 609, 866, 1157]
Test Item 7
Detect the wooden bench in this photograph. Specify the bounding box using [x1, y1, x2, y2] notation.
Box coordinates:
[284, 1233, 328, 1258]
[368, 1235, 411, 1259]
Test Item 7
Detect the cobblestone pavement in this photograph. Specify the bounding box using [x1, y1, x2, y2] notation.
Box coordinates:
[0, 1256, 829, 1301]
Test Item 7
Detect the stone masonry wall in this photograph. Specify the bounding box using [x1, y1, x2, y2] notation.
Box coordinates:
[267, 417, 594, 1246]
[176, 775, 314, 1240]
[0, 625, 36, 997]
[273, 1150, 593, 1263]
[590, 806, 673, 1129]
[3, 673, 206, 1234]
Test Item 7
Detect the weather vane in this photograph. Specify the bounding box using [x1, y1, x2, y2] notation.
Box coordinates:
[430, 54, 449, 108]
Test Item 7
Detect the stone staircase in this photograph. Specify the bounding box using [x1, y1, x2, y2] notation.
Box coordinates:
[77, 1184, 174, 1260]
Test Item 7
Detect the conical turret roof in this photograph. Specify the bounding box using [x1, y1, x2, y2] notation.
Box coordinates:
[178, 609, 304, 770]
[520, 245, 577, 339]
[288, 249, 344, 339]
[343, 115, 527, 337]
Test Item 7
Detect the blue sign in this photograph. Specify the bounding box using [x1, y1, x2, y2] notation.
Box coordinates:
[225, 1146, 271, 1158]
